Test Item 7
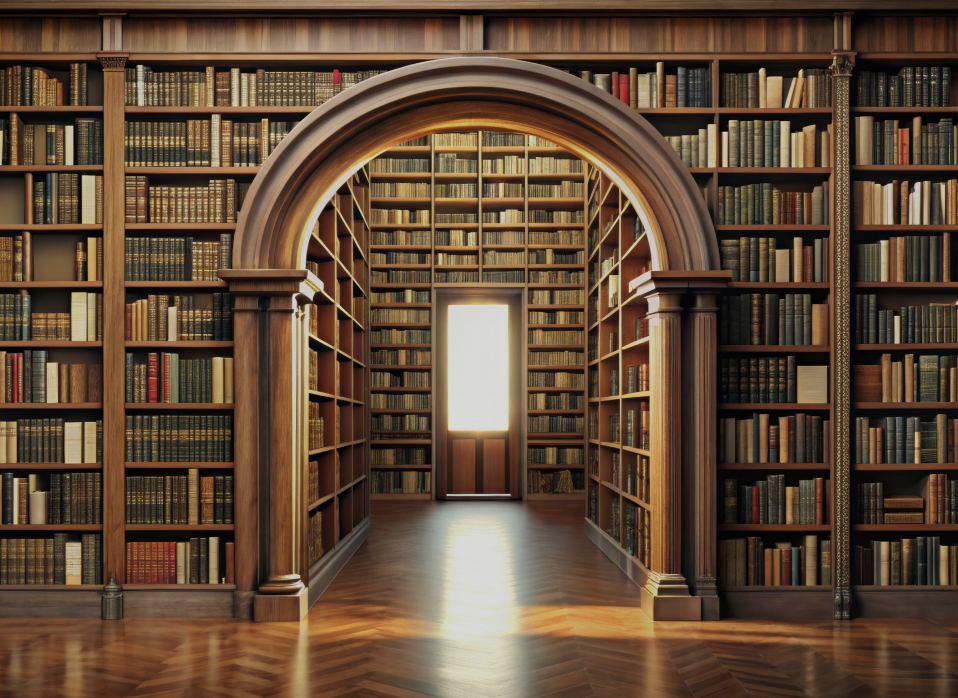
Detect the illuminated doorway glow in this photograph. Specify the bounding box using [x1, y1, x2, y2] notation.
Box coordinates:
[447, 305, 508, 431]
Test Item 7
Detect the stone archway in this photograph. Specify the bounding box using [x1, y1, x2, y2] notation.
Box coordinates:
[223, 57, 724, 622]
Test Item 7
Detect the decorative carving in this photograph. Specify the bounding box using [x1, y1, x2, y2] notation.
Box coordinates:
[831, 56, 853, 621]
[99, 55, 127, 72]
[830, 53, 855, 77]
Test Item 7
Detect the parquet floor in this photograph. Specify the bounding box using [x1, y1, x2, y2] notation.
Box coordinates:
[3, 501, 958, 697]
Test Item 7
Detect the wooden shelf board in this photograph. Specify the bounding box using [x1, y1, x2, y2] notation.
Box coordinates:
[125, 166, 259, 175]
[852, 524, 958, 532]
[0, 281, 102, 289]
[370, 440, 432, 446]
[0, 462, 102, 469]
[308, 492, 336, 511]
[370, 464, 432, 470]
[720, 586, 831, 592]
[526, 492, 584, 500]
[527, 464, 585, 470]
[125, 462, 234, 469]
[0, 341, 101, 348]
[716, 225, 831, 232]
[527, 387, 585, 392]
[0, 403, 101, 409]
[125, 403, 234, 410]
[370, 387, 431, 393]
[0, 584, 102, 590]
[125, 281, 228, 289]
[719, 462, 830, 470]
[854, 402, 958, 410]
[718, 524, 831, 532]
[0, 525, 102, 531]
[125, 524, 235, 531]
[0, 225, 103, 232]
[622, 445, 651, 456]
[122, 584, 237, 591]
[126, 223, 236, 230]
[727, 282, 829, 290]
[854, 344, 958, 351]
[124, 341, 233, 348]
[718, 345, 830, 353]
[370, 492, 431, 500]
[719, 403, 831, 411]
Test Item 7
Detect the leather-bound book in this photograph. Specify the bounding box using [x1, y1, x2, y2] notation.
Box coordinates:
[225, 542, 235, 585]
[69, 363, 87, 403]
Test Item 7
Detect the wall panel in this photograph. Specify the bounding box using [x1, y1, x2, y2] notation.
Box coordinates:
[0, 17, 101, 52]
[854, 15, 958, 52]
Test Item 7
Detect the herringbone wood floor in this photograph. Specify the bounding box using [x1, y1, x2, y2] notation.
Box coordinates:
[3, 500, 958, 697]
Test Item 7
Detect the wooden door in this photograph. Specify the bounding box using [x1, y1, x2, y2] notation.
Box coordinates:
[436, 290, 522, 498]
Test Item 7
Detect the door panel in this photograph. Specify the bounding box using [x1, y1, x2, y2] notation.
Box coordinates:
[437, 290, 522, 498]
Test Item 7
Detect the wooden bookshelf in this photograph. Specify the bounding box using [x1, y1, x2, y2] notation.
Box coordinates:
[367, 131, 587, 500]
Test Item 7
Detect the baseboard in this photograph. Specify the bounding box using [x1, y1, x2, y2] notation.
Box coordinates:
[0, 589, 102, 618]
[307, 516, 370, 609]
[583, 517, 648, 593]
[125, 589, 235, 618]
[854, 586, 958, 618]
[254, 586, 308, 622]
[721, 589, 834, 619]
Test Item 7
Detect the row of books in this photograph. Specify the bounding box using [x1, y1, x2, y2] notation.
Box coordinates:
[125, 539, 233, 586]
[126, 66, 382, 107]
[370, 415, 430, 432]
[719, 413, 828, 464]
[370, 470, 431, 494]
[722, 476, 827, 525]
[369, 328, 431, 344]
[370, 448, 428, 466]
[125, 236, 232, 282]
[854, 234, 951, 282]
[370, 182, 431, 198]
[0, 534, 101, 585]
[721, 121, 830, 168]
[369, 394, 429, 409]
[307, 511, 323, 565]
[855, 354, 958, 403]
[528, 249, 585, 264]
[856, 482, 953, 524]
[370, 252, 430, 265]
[528, 446, 583, 465]
[720, 358, 827, 404]
[483, 251, 524, 265]
[611, 455, 650, 502]
[719, 536, 831, 587]
[125, 354, 233, 404]
[853, 415, 958, 465]
[1, 472, 101, 524]
[581, 64, 711, 108]
[527, 469, 585, 494]
[855, 539, 954, 586]
[625, 364, 649, 394]
[31, 173, 104, 225]
[125, 293, 233, 342]
[716, 183, 829, 226]
[1, 117, 103, 166]
[855, 67, 952, 107]
[624, 503, 650, 566]
[0, 234, 34, 283]
[0, 63, 90, 106]
[123, 118, 298, 167]
[855, 116, 954, 166]
[124, 176, 243, 224]
[125, 473, 233, 524]
[370, 270, 431, 283]
[719, 293, 829, 346]
[369, 349, 431, 365]
[854, 295, 958, 345]
[528, 350, 583, 366]
[530, 271, 583, 284]
[125, 414, 233, 463]
[0, 292, 101, 342]
[370, 371, 429, 388]
[529, 289, 584, 305]
[482, 156, 526, 174]
[370, 290, 431, 304]
[370, 157, 430, 173]
[369, 309, 430, 323]
[0, 420, 100, 465]
[721, 68, 831, 108]
[527, 371, 584, 388]
[853, 179, 958, 226]
[529, 415, 584, 434]
[719, 236, 830, 283]
[0, 354, 100, 404]
[528, 329, 583, 345]
[307, 406, 324, 451]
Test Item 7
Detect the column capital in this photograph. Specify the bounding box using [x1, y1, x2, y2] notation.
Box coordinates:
[96, 52, 128, 72]
[219, 268, 325, 304]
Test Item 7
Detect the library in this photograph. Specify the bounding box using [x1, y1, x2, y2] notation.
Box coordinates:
[3, 3, 958, 696]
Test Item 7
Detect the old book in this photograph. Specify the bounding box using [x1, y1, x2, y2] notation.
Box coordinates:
[796, 365, 827, 404]
[188, 468, 199, 525]
[64, 541, 82, 585]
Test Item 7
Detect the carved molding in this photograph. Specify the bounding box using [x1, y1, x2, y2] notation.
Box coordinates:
[831, 53, 853, 621]
[98, 54, 127, 72]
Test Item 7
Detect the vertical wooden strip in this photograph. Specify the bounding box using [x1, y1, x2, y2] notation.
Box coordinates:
[483, 439, 506, 494]
[452, 439, 476, 494]
[99, 53, 127, 587]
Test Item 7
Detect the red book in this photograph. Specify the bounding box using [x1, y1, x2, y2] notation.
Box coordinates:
[781, 548, 792, 586]
[168, 541, 175, 584]
[751, 485, 759, 524]
[225, 542, 235, 584]
[11, 353, 17, 403]
[147, 352, 158, 403]
[140, 542, 147, 584]
[814, 477, 823, 524]
[333, 68, 340, 85]
[126, 543, 132, 584]
[619, 74, 629, 104]
[125, 303, 132, 341]
[162, 353, 172, 403]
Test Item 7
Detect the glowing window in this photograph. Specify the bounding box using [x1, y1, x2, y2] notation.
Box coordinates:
[448, 305, 508, 431]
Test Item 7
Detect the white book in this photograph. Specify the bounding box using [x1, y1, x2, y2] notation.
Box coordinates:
[894, 316, 901, 344]
[240, 73, 249, 107]
[64, 422, 82, 463]
[780, 120, 790, 169]
[12, 477, 18, 523]
[880, 240, 890, 282]
[46, 362, 58, 403]
[790, 70, 805, 108]
[707, 124, 717, 167]
[212, 357, 225, 403]
[0, 422, 7, 463]
[941, 545, 950, 586]
[775, 249, 791, 283]
[783, 77, 796, 110]
[793, 237, 803, 283]
[6, 421, 16, 463]
[230, 68, 240, 107]
[922, 179, 931, 224]
[65, 542, 82, 585]
[224, 358, 234, 403]
[87, 237, 98, 281]
[805, 534, 818, 586]
[721, 131, 729, 167]
[168, 307, 177, 341]
[211, 114, 221, 167]
[176, 541, 187, 584]
[879, 541, 890, 585]
[83, 421, 97, 464]
[758, 67, 767, 108]
[209, 536, 220, 584]
[70, 292, 87, 341]
[636, 73, 650, 109]
[87, 293, 96, 341]
[796, 365, 828, 403]
[697, 128, 707, 167]
[766, 75, 783, 108]
[64, 125, 74, 165]
[885, 183, 895, 225]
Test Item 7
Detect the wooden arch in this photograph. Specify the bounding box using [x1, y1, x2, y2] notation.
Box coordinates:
[233, 57, 719, 273]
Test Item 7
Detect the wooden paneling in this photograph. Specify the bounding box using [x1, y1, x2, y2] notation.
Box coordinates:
[0, 18, 101, 53]
[853, 15, 958, 53]
[451, 439, 476, 494]
[483, 439, 507, 494]
[484, 16, 834, 53]
[122, 17, 460, 53]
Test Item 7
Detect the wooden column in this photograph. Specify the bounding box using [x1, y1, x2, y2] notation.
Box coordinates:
[98, 52, 128, 586]
[831, 52, 855, 621]
[642, 289, 699, 621]
[232, 295, 262, 619]
[682, 291, 721, 621]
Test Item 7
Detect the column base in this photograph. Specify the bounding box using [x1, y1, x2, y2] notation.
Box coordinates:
[700, 595, 720, 621]
[253, 586, 308, 622]
[640, 586, 702, 621]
